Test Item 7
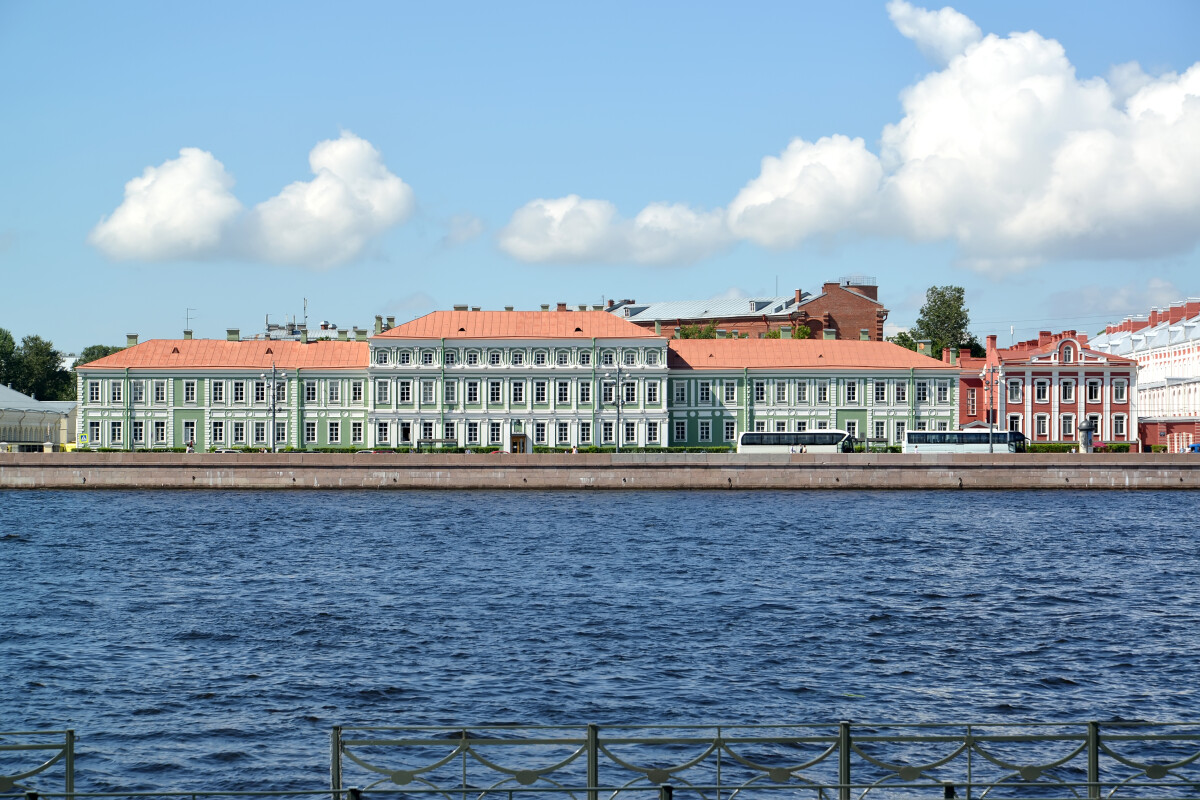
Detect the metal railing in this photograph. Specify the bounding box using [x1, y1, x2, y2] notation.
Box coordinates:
[0, 731, 73, 796]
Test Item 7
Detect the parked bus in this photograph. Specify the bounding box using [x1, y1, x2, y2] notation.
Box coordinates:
[737, 430, 856, 454]
[903, 429, 1028, 453]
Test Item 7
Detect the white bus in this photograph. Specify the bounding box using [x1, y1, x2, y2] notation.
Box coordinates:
[737, 430, 856, 454]
[903, 429, 1028, 453]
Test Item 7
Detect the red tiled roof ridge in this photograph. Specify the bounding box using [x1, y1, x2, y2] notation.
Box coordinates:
[78, 339, 367, 370]
[375, 310, 661, 339]
[667, 338, 956, 370]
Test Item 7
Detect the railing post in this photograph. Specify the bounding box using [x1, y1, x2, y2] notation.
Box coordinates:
[587, 724, 599, 800]
[659, 785, 673, 800]
[24, 791, 38, 800]
[1087, 721, 1100, 799]
[331, 726, 343, 800]
[64, 729, 74, 798]
[838, 721, 851, 800]
[349, 788, 363, 800]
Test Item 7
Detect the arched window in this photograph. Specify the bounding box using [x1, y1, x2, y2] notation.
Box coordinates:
[1062, 344, 1074, 363]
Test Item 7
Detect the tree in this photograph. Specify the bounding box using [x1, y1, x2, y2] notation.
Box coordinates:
[14, 335, 72, 400]
[763, 328, 781, 339]
[794, 324, 812, 340]
[75, 344, 125, 368]
[0, 328, 15, 388]
[890, 286, 982, 356]
[678, 321, 718, 339]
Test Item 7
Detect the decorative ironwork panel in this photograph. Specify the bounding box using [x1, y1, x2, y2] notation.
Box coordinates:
[0, 729, 74, 795]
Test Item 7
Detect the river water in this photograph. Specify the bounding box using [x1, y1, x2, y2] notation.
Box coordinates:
[1, 489, 1198, 791]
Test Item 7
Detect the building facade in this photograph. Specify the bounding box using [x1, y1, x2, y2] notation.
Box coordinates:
[958, 332, 1138, 448]
[1090, 299, 1200, 452]
[0, 384, 75, 452]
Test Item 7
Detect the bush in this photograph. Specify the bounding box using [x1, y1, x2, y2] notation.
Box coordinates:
[1095, 443, 1131, 453]
[1029, 443, 1079, 453]
[532, 445, 733, 454]
[1151, 445, 1168, 453]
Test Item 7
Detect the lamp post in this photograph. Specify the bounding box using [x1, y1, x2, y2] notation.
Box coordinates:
[262, 363, 287, 453]
[981, 364, 1003, 453]
[604, 353, 623, 453]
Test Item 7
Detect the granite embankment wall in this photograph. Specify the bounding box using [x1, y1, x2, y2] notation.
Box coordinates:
[2, 452, 1199, 490]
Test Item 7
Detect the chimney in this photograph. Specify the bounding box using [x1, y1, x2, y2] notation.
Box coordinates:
[731, 329, 738, 338]
[557, 302, 568, 312]
[592, 304, 604, 311]
[717, 329, 727, 339]
[860, 329, 870, 341]
[986, 334, 997, 357]
[577, 304, 587, 311]
[794, 289, 803, 304]
[386, 316, 395, 328]
[300, 329, 308, 344]
[540, 304, 550, 311]
[916, 338, 930, 353]
[453, 304, 469, 311]
[183, 330, 193, 340]
[823, 329, 837, 340]
[227, 328, 240, 342]
[126, 333, 138, 347]
[505, 306, 514, 312]
[654, 321, 662, 336]
[942, 346, 951, 363]
[673, 327, 681, 339]
[337, 329, 348, 341]
[1169, 303, 1186, 324]
[950, 347, 959, 365]
[781, 326, 791, 339]
[374, 315, 383, 335]
[355, 328, 367, 342]
[1186, 299, 1200, 319]
[607, 299, 614, 308]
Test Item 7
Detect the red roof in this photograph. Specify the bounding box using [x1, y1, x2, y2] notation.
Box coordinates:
[78, 339, 367, 371]
[668, 339, 956, 370]
[375, 310, 660, 340]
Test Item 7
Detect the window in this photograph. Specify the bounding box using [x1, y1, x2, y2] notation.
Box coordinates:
[699, 382, 712, 403]
[602, 421, 614, 443]
[1114, 381, 1127, 403]
[674, 420, 687, 441]
[674, 384, 686, 404]
[491, 380, 503, 403]
[421, 381, 435, 404]
[304, 422, 316, 443]
[937, 381, 949, 404]
[1087, 381, 1101, 403]
[580, 382, 591, 404]
[558, 422, 570, 443]
[444, 381, 457, 404]
[305, 381, 317, 402]
[775, 421, 787, 432]
[557, 351, 569, 366]
[444, 350, 457, 367]
[846, 381, 858, 404]
[894, 383, 905, 403]
[624, 421, 636, 443]
[1114, 415, 1126, 437]
[467, 422, 480, 443]
[874, 421, 886, 440]
[233, 422, 245, 443]
[580, 421, 591, 443]
[154, 421, 166, 443]
[797, 382, 807, 403]
[131, 382, 144, 403]
[321, 421, 336, 444]
[647, 382, 658, 404]
[916, 381, 929, 403]
[725, 382, 736, 403]
[512, 381, 525, 404]
[275, 382, 286, 403]
[376, 422, 390, 444]
[88, 381, 101, 402]
[255, 381, 267, 403]
[967, 388, 977, 416]
[776, 382, 787, 404]
[488, 351, 501, 366]
[398, 351, 411, 365]
[1036, 415, 1048, 436]
[327, 382, 339, 404]
[254, 422, 266, 443]
[754, 381, 766, 402]
[351, 381, 363, 403]
[646, 350, 659, 366]
[535, 381, 547, 403]
[1008, 381, 1021, 403]
[210, 381, 222, 403]
[467, 351, 479, 366]
[422, 422, 434, 441]
[111, 421, 123, 444]
[443, 422, 456, 442]
[376, 350, 389, 365]
[1063, 344, 1074, 363]
[579, 351, 591, 366]
[556, 381, 569, 403]
[421, 351, 434, 365]
[846, 421, 857, 438]
[755, 421, 767, 432]
[1061, 415, 1074, 438]
[489, 422, 502, 444]
[602, 351, 614, 366]
[724, 420, 736, 441]
[88, 420, 101, 445]
[275, 422, 287, 445]
[1008, 414, 1021, 432]
[132, 421, 144, 444]
[895, 421, 905, 441]
[817, 382, 829, 404]
[376, 381, 391, 404]
[227, 381, 242, 403]
[467, 381, 479, 404]
[534, 351, 547, 366]
[623, 351, 636, 366]
[211, 421, 223, 442]
[647, 421, 659, 443]
[1088, 414, 1100, 436]
[936, 421, 948, 431]
[623, 382, 636, 403]
[796, 420, 807, 432]
[352, 422, 363, 443]
[1061, 381, 1074, 403]
[874, 381, 886, 403]
[512, 352, 524, 366]
[398, 380, 412, 403]
[154, 380, 166, 403]
[915, 420, 927, 431]
[1035, 381, 1049, 403]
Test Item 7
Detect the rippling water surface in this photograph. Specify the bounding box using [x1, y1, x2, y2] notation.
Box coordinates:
[2, 489, 1198, 790]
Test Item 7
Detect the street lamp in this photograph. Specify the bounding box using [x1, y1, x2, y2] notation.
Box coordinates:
[981, 364, 1004, 453]
[604, 353, 623, 453]
[261, 363, 288, 453]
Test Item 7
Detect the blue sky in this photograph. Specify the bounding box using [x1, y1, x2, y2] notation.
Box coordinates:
[1, 1, 1198, 352]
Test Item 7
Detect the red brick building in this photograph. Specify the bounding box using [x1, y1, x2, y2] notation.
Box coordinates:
[958, 331, 1138, 448]
[605, 276, 889, 340]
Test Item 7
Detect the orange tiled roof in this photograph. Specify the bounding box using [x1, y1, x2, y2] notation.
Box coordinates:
[78, 339, 367, 371]
[668, 338, 957, 370]
[375, 310, 661, 340]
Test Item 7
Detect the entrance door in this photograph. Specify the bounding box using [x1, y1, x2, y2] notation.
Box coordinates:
[510, 433, 527, 454]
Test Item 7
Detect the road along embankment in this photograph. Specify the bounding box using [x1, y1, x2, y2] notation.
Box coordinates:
[2, 452, 1199, 489]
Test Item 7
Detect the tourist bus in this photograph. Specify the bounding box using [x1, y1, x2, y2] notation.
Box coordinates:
[737, 430, 856, 454]
[903, 429, 1028, 453]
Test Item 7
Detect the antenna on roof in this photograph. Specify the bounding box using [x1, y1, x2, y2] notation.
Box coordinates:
[303, 298, 308, 328]
[186, 307, 196, 331]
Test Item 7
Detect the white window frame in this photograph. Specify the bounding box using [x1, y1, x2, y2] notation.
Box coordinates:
[699, 420, 711, 441]
[724, 420, 736, 441]
[674, 420, 687, 441]
[699, 382, 712, 403]
[154, 421, 167, 443]
[579, 421, 591, 444]
[328, 421, 340, 444]
[304, 421, 316, 443]
[647, 421, 659, 443]
[1035, 381, 1049, 403]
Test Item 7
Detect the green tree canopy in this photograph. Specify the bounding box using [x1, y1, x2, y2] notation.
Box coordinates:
[677, 321, 718, 339]
[75, 344, 125, 368]
[0, 328, 15, 388]
[888, 286, 983, 357]
[13, 335, 72, 400]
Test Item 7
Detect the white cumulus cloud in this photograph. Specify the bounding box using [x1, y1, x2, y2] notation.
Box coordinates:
[90, 132, 413, 268]
[886, 0, 981, 66]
